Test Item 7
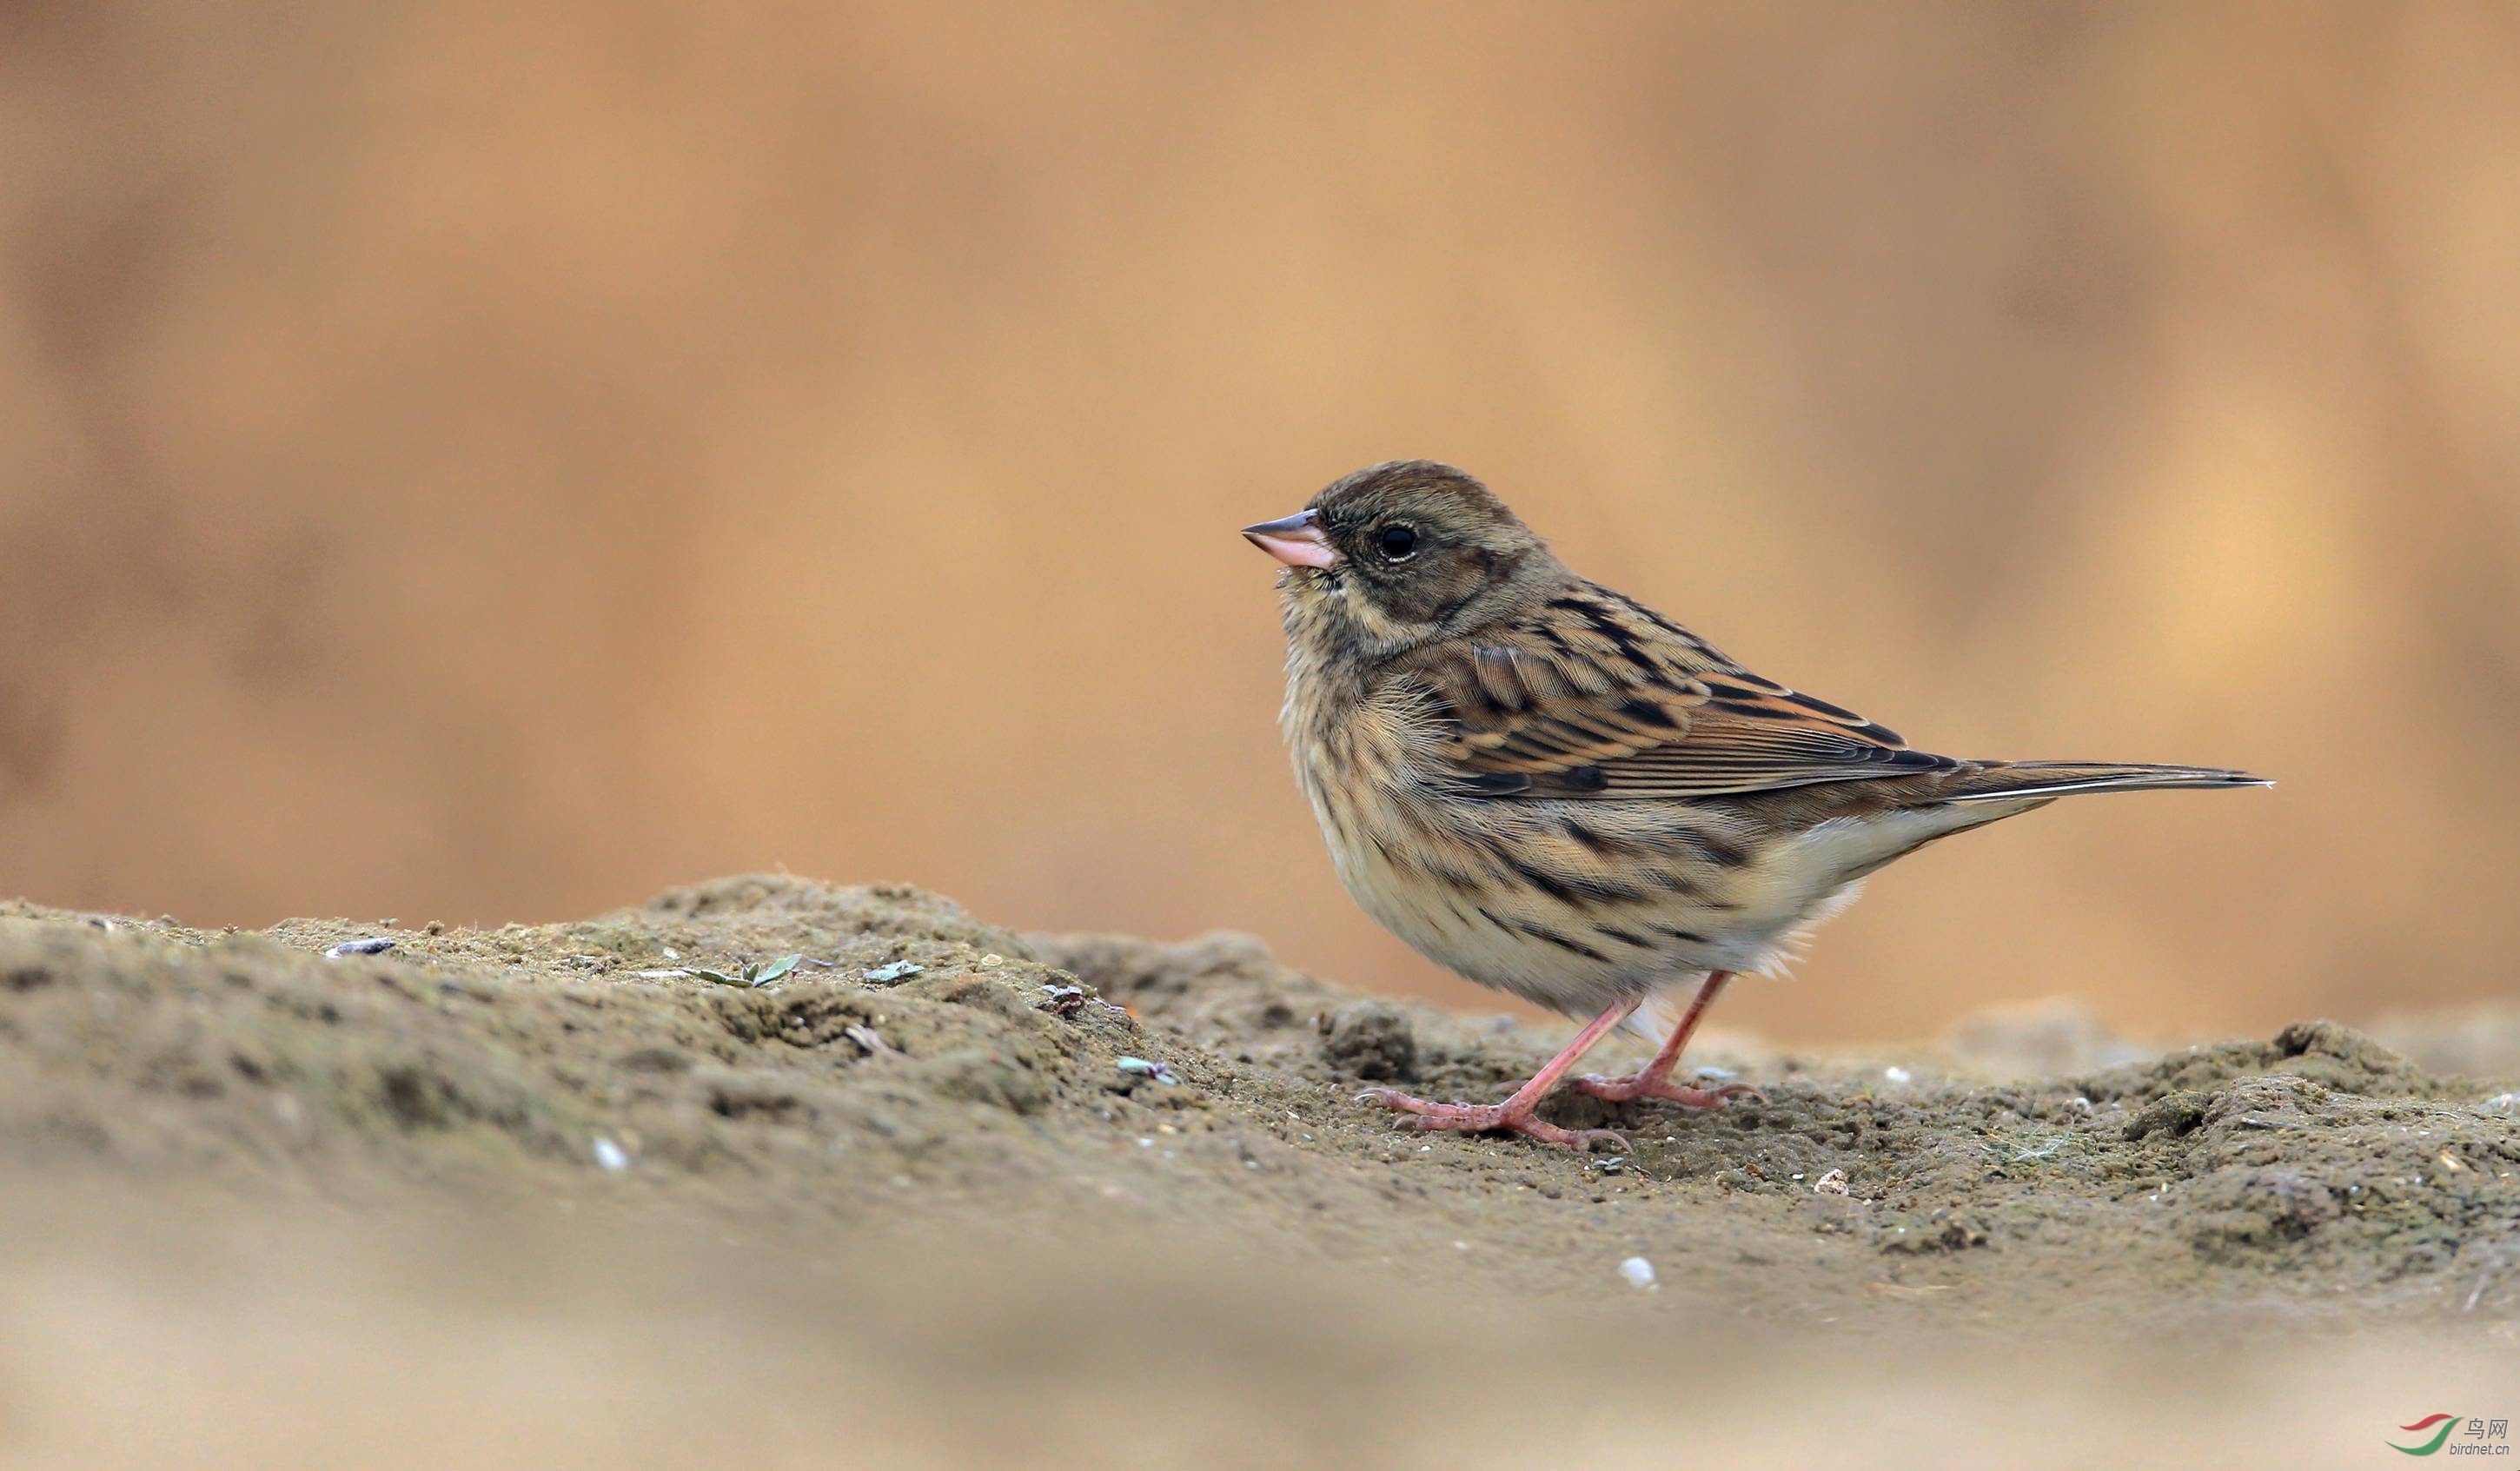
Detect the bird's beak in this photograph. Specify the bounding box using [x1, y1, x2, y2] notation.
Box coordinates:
[1241, 509, 1340, 569]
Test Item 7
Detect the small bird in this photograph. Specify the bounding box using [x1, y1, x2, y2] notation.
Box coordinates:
[1245, 461, 2268, 1150]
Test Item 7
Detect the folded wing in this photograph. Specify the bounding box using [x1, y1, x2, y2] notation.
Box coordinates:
[1407, 585, 1961, 800]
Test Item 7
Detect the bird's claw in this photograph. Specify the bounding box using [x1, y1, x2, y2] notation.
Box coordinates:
[1355, 1087, 1432, 1107]
[1355, 1086, 1630, 1151]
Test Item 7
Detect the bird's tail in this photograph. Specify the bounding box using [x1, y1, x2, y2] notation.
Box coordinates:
[1934, 760, 2272, 805]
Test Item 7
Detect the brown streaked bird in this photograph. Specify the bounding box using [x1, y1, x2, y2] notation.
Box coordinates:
[1245, 460, 2270, 1151]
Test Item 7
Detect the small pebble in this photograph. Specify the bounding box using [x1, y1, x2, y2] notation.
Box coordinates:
[592, 1136, 630, 1172]
[326, 938, 396, 958]
[1619, 1256, 1658, 1291]
[1882, 1065, 1913, 1084]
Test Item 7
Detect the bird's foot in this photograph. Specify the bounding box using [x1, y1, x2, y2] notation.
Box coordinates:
[1571, 1072, 1766, 1109]
[1355, 1088, 1630, 1152]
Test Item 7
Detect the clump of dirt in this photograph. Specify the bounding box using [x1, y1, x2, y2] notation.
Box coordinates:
[2, 877, 2515, 1329]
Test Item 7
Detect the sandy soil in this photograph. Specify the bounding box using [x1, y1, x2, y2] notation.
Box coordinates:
[1, 875, 2515, 1469]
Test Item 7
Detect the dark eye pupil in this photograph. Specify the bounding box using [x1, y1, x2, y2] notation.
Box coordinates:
[1378, 526, 1417, 558]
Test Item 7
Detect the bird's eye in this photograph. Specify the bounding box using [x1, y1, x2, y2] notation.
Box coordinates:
[1376, 525, 1418, 561]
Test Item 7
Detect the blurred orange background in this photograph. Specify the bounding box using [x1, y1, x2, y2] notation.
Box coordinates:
[2, 2, 2513, 1042]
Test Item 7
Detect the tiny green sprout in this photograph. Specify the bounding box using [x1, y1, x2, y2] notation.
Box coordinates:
[686, 953, 807, 989]
[863, 961, 924, 984]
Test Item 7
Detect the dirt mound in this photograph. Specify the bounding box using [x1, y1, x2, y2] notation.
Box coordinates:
[2, 875, 2511, 1335]
[5, 876, 2518, 1468]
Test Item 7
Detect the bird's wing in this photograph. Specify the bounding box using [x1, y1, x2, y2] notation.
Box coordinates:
[1407, 585, 1960, 799]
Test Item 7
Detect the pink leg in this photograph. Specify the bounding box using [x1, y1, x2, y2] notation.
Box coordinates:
[1357, 999, 1639, 1151]
[1572, 971, 1764, 1109]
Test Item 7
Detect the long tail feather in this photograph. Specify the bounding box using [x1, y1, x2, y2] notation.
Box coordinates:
[1936, 761, 2272, 804]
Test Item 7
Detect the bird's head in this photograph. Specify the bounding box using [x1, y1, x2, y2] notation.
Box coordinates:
[1243, 461, 1563, 659]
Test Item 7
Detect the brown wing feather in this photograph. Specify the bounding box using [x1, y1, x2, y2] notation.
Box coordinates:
[1407, 583, 1960, 799]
